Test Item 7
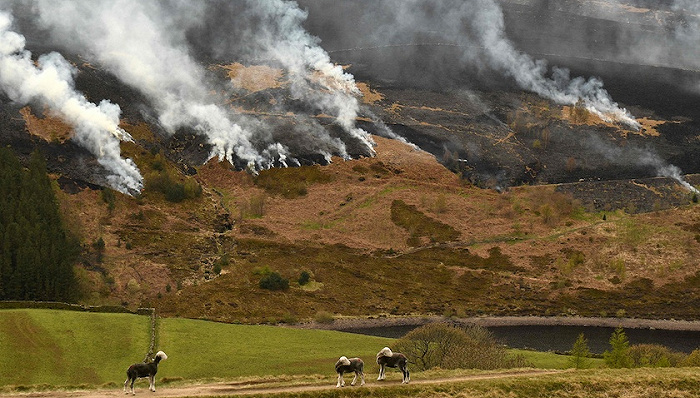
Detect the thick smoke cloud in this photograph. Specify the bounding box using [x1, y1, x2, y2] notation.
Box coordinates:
[31, 0, 266, 168]
[28, 0, 378, 170]
[323, 0, 640, 129]
[237, 0, 375, 155]
[0, 10, 142, 194]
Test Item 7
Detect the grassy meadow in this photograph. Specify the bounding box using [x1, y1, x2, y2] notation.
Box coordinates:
[0, 309, 393, 388]
[158, 317, 394, 380]
[0, 309, 150, 387]
[243, 368, 700, 398]
[2, 309, 698, 398]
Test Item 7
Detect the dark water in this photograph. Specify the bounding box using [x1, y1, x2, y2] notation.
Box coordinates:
[343, 324, 700, 354]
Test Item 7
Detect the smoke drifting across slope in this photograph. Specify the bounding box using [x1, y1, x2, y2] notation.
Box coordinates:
[303, 0, 640, 129]
[0, 10, 142, 194]
[29, 0, 378, 169]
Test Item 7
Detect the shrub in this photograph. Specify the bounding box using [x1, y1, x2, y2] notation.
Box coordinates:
[629, 344, 684, 368]
[298, 271, 311, 286]
[569, 100, 591, 124]
[146, 169, 202, 203]
[394, 323, 530, 371]
[683, 349, 700, 367]
[259, 272, 289, 290]
[314, 310, 335, 324]
[92, 237, 106, 263]
[254, 165, 332, 198]
[101, 188, 116, 213]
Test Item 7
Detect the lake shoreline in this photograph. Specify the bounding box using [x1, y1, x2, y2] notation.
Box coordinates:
[291, 315, 700, 332]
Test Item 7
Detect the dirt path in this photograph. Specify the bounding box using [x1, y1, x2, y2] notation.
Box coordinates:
[0, 370, 561, 398]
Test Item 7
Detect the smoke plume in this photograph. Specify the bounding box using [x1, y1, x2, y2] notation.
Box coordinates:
[586, 135, 699, 194]
[240, 0, 375, 155]
[28, 0, 378, 170]
[31, 0, 267, 168]
[345, 0, 640, 129]
[0, 10, 142, 194]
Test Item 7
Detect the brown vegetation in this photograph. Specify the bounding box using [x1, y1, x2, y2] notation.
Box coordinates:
[48, 124, 700, 323]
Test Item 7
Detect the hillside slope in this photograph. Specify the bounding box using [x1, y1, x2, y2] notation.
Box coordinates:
[47, 130, 700, 323]
[1, 0, 699, 323]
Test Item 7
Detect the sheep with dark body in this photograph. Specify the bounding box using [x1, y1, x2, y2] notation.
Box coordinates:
[334, 356, 365, 387]
[124, 351, 168, 395]
[376, 347, 409, 384]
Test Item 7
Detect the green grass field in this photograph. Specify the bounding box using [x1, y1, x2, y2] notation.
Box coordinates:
[158, 317, 394, 380]
[0, 309, 150, 387]
[0, 309, 665, 394]
[0, 309, 392, 388]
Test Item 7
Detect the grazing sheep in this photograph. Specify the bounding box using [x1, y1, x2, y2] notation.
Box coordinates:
[335, 356, 365, 387]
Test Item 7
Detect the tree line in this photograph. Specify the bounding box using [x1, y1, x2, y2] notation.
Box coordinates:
[0, 148, 78, 301]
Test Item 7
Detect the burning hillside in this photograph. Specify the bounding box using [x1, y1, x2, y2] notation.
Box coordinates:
[0, 0, 698, 195]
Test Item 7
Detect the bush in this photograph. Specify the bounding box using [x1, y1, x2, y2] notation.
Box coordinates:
[298, 271, 311, 286]
[259, 272, 289, 290]
[254, 165, 332, 199]
[146, 169, 202, 203]
[394, 323, 530, 371]
[314, 311, 335, 324]
[629, 344, 685, 368]
[101, 188, 116, 212]
[683, 349, 700, 367]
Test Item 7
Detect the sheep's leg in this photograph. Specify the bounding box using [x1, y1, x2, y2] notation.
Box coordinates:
[336, 373, 344, 388]
[124, 378, 130, 394]
[351, 372, 358, 386]
[360, 371, 365, 386]
[130, 379, 136, 395]
[377, 364, 385, 380]
[150, 375, 156, 391]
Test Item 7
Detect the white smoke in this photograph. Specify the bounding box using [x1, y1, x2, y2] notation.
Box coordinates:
[656, 164, 699, 194]
[349, 0, 639, 129]
[239, 0, 375, 156]
[587, 135, 698, 194]
[31, 0, 269, 168]
[29, 0, 381, 168]
[0, 10, 142, 194]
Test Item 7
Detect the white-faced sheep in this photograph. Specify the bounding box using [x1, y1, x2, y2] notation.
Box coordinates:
[376, 347, 409, 384]
[123, 351, 167, 395]
[335, 356, 365, 387]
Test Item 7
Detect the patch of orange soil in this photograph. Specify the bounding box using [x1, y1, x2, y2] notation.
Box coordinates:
[357, 82, 384, 104]
[217, 63, 285, 93]
[20, 106, 72, 143]
[561, 106, 667, 137]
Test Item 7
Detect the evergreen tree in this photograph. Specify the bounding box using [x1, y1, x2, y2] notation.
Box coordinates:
[568, 333, 592, 369]
[603, 327, 632, 368]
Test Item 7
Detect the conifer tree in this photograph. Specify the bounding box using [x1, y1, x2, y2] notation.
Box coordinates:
[568, 333, 592, 369]
[603, 327, 632, 368]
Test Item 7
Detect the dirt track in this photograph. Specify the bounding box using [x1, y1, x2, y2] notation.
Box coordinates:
[0, 370, 561, 398]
